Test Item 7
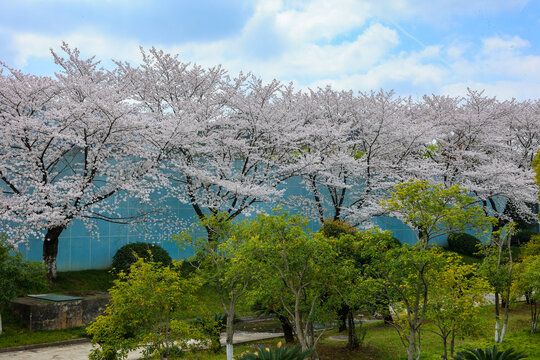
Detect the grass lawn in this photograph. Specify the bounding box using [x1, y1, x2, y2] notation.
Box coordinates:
[45, 269, 116, 295]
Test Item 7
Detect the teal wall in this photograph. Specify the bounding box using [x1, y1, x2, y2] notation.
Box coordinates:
[13, 177, 420, 271]
[14, 176, 501, 271]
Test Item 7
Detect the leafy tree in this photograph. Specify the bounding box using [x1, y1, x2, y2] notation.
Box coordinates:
[321, 220, 386, 349]
[478, 224, 516, 343]
[533, 149, 540, 196]
[366, 180, 496, 360]
[0, 235, 47, 335]
[364, 244, 447, 360]
[381, 179, 495, 249]
[87, 258, 209, 360]
[175, 213, 254, 360]
[241, 209, 354, 358]
[426, 254, 491, 360]
[513, 237, 540, 333]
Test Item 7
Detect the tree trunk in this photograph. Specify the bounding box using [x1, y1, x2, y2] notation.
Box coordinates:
[408, 328, 416, 360]
[531, 301, 538, 333]
[43, 226, 64, 280]
[226, 304, 235, 360]
[380, 295, 394, 323]
[338, 304, 348, 332]
[346, 310, 359, 349]
[450, 329, 456, 358]
[494, 291, 501, 342]
[0, 312, 3, 335]
[307, 322, 319, 360]
[441, 335, 448, 360]
[278, 314, 295, 343]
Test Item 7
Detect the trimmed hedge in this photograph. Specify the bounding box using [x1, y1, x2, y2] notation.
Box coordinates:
[111, 242, 172, 274]
[447, 233, 482, 258]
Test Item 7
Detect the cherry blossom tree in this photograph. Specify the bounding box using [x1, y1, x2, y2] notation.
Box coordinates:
[423, 90, 539, 226]
[0, 44, 163, 278]
[291, 88, 429, 226]
[121, 48, 300, 239]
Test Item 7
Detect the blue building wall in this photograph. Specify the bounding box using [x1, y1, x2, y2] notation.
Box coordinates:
[16, 176, 472, 271]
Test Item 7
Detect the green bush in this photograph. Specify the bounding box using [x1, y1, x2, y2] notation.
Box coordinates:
[512, 230, 538, 246]
[320, 219, 357, 238]
[455, 345, 527, 360]
[236, 342, 313, 360]
[87, 258, 208, 360]
[321, 219, 401, 246]
[111, 242, 172, 274]
[190, 313, 231, 353]
[1, 235, 47, 334]
[447, 233, 482, 258]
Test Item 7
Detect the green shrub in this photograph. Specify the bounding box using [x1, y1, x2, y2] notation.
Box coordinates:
[321, 219, 401, 246]
[512, 230, 538, 246]
[320, 219, 357, 239]
[236, 342, 313, 360]
[190, 313, 231, 353]
[0, 235, 47, 334]
[447, 233, 482, 258]
[455, 345, 527, 360]
[111, 242, 172, 274]
[87, 258, 208, 360]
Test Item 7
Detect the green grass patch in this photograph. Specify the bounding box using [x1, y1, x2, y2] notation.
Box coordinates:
[0, 325, 87, 349]
[46, 269, 114, 295]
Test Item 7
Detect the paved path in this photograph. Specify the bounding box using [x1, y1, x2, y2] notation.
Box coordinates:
[0, 331, 284, 360]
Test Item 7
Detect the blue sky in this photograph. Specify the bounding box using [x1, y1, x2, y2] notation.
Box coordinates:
[1, 0, 540, 99]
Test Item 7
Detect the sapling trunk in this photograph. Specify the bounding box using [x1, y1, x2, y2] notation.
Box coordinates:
[531, 301, 538, 333]
[441, 335, 448, 360]
[225, 302, 235, 360]
[450, 328, 456, 358]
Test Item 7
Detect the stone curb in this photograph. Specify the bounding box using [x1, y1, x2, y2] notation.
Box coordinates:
[0, 337, 91, 353]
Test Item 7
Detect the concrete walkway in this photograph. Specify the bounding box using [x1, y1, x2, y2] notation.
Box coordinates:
[0, 331, 284, 360]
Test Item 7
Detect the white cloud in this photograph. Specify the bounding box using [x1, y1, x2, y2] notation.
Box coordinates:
[2, 0, 539, 100]
[308, 46, 447, 92]
[9, 28, 142, 67]
[274, 0, 370, 42]
[481, 35, 530, 55]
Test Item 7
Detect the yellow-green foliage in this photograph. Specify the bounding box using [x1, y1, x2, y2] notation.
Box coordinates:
[533, 149, 540, 199]
[381, 179, 495, 247]
[427, 253, 492, 358]
[87, 258, 210, 360]
[513, 237, 540, 333]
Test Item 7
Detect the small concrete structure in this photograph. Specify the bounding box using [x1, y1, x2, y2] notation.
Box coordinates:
[10, 293, 110, 331]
